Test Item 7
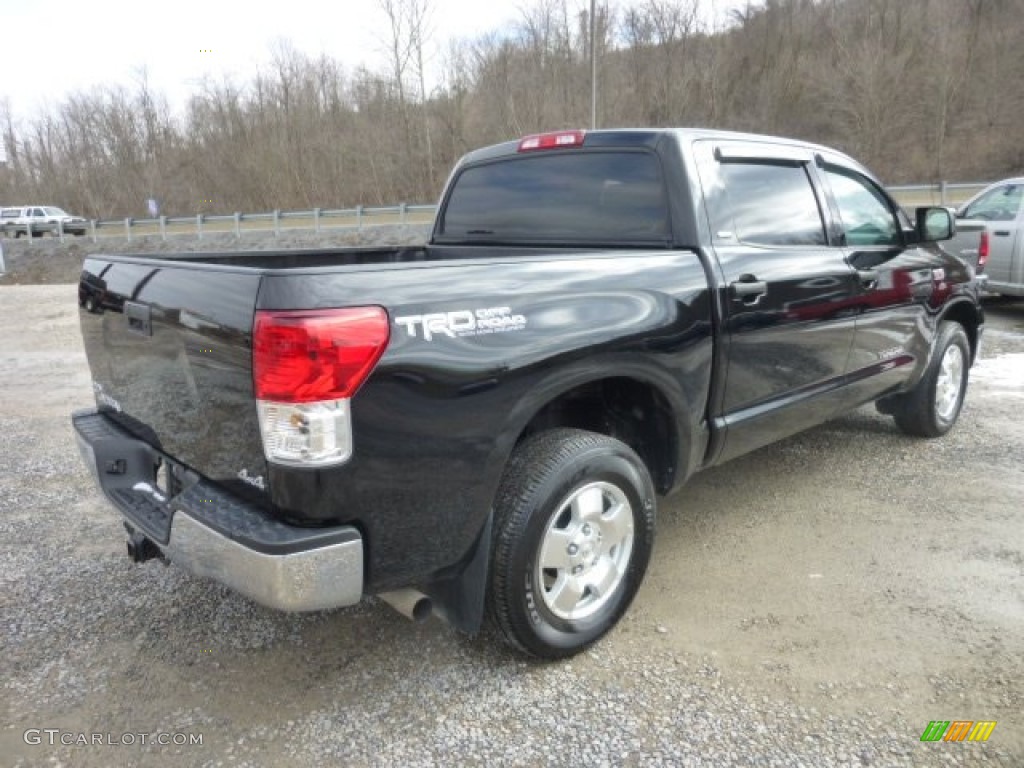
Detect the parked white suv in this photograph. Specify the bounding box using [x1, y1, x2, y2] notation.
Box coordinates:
[0, 205, 88, 237]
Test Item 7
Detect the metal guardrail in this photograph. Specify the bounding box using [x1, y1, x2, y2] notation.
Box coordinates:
[887, 181, 991, 207]
[5, 181, 999, 245]
[10, 203, 438, 245]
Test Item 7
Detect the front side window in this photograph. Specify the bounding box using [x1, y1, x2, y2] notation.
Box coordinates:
[825, 167, 900, 246]
[961, 184, 1023, 222]
[715, 161, 826, 246]
[31, 208, 45, 217]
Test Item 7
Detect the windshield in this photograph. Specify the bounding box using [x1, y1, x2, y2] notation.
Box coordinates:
[43, 207, 69, 216]
[439, 151, 670, 244]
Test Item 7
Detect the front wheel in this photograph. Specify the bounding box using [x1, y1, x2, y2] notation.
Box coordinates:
[489, 428, 656, 659]
[891, 321, 970, 437]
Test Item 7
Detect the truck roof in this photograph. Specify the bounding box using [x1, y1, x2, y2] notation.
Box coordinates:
[457, 127, 865, 172]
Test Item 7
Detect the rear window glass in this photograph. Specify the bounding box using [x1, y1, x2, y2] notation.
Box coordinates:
[439, 152, 670, 243]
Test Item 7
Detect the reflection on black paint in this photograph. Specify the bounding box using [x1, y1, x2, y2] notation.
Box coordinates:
[79, 260, 265, 499]
[78, 264, 122, 314]
[715, 162, 826, 246]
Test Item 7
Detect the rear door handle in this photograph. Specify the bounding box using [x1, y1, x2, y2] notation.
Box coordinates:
[731, 275, 767, 302]
[993, 230, 1011, 237]
[858, 269, 880, 289]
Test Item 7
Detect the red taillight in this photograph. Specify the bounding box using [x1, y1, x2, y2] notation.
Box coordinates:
[253, 307, 389, 403]
[518, 130, 586, 152]
[977, 230, 989, 271]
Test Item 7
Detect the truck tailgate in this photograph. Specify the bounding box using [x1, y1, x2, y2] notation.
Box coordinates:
[944, 218, 986, 271]
[79, 258, 267, 499]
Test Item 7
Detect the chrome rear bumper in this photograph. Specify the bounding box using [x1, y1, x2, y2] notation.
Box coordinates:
[72, 409, 363, 612]
[163, 513, 362, 611]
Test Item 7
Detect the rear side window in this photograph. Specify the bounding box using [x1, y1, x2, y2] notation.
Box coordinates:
[1, 208, 20, 217]
[439, 152, 669, 243]
[715, 162, 826, 246]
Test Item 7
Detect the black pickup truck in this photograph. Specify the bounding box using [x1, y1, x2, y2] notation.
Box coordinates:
[73, 129, 983, 658]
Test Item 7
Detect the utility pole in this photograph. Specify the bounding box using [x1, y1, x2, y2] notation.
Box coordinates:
[590, 0, 597, 129]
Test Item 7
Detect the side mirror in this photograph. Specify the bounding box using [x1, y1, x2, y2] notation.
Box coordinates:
[915, 207, 954, 242]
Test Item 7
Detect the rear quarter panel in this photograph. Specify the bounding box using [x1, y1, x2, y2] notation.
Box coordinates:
[257, 251, 713, 589]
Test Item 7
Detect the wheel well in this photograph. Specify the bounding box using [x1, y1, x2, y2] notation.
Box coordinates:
[516, 377, 678, 493]
[942, 301, 981, 363]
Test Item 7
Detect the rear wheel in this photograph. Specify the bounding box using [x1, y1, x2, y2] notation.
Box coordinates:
[891, 321, 970, 437]
[489, 428, 656, 659]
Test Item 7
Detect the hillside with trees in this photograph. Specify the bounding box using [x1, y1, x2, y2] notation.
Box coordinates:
[1, 0, 1021, 219]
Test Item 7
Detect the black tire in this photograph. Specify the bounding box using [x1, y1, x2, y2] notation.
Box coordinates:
[891, 322, 970, 438]
[489, 428, 656, 659]
[84, 296, 96, 313]
[14, 229, 23, 239]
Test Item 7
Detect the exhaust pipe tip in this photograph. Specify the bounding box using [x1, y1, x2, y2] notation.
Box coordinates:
[378, 588, 432, 623]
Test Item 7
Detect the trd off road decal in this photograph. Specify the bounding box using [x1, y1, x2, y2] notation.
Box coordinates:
[394, 306, 527, 341]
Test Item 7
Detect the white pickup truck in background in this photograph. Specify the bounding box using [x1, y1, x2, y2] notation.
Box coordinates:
[946, 178, 1024, 296]
[0, 205, 88, 238]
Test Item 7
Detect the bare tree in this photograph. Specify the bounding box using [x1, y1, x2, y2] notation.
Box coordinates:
[3, 0, 1023, 217]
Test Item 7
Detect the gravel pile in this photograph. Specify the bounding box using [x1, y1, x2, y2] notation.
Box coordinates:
[0, 225, 430, 285]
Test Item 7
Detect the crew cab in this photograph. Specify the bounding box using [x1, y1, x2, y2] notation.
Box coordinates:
[72, 129, 984, 658]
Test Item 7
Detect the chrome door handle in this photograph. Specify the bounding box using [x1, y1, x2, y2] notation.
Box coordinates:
[731, 278, 767, 299]
[858, 269, 879, 289]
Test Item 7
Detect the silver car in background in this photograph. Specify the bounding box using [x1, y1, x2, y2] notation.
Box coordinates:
[952, 179, 1024, 296]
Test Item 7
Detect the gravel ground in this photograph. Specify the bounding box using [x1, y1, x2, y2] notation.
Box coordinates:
[0, 274, 1021, 767]
[0, 226, 430, 285]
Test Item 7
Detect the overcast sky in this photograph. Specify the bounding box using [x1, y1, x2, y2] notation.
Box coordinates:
[0, 0, 751, 123]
